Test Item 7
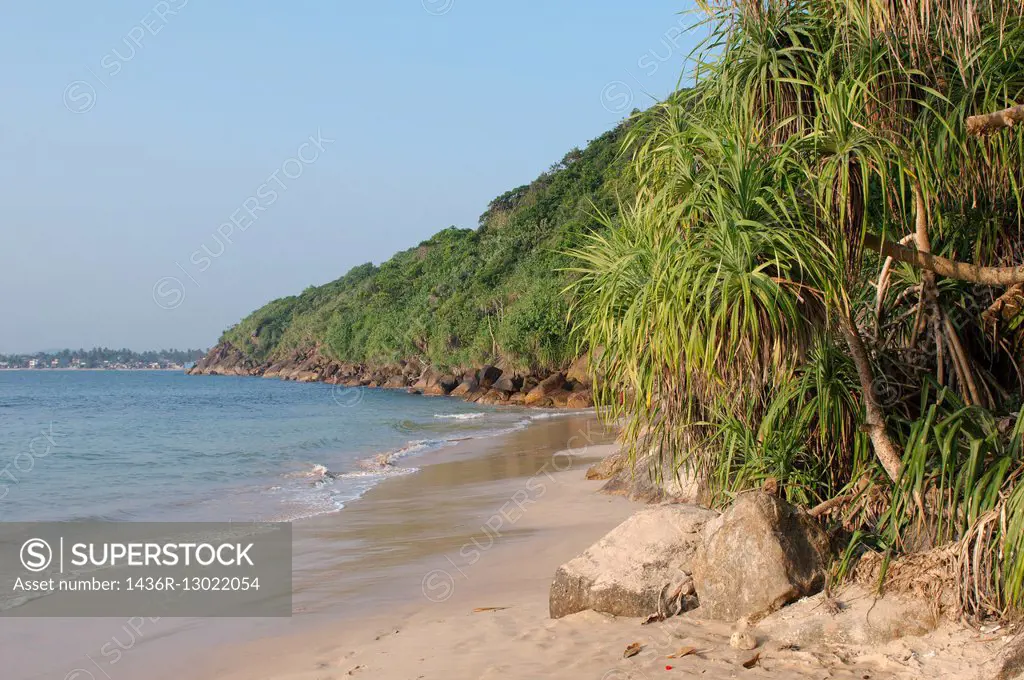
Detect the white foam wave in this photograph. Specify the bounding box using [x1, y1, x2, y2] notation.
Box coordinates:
[528, 411, 578, 420]
[272, 411, 564, 523]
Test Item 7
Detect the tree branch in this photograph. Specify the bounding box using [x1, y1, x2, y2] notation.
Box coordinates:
[839, 314, 903, 483]
[864, 234, 1024, 285]
[966, 104, 1024, 136]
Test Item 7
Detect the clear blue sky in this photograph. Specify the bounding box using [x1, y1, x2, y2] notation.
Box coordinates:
[0, 1, 703, 353]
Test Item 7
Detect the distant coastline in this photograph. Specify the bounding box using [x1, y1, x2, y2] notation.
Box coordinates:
[0, 347, 205, 371]
[0, 367, 188, 372]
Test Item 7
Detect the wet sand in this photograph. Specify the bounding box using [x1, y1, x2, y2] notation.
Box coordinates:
[6, 412, 1000, 680]
[4, 412, 623, 680]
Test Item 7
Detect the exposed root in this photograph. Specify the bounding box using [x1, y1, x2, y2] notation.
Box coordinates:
[852, 546, 958, 619]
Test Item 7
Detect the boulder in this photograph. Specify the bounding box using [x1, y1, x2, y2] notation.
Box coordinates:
[566, 390, 594, 409]
[382, 374, 407, 389]
[450, 377, 479, 397]
[413, 368, 442, 391]
[691, 492, 830, 622]
[477, 365, 503, 389]
[477, 389, 510, 405]
[600, 446, 700, 504]
[420, 371, 459, 396]
[492, 374, 523, 393]
[758, 586, 942, 648]
[586, 451, 626, 480]
[550, 505, 718, 619]
[262, 361, 289, 379]
[525, 373, 566, 406]
[550, 390, 572, 408]
[566, 354, 592, 387]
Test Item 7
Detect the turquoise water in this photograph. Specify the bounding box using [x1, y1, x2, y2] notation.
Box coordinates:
[0, 371, 536, 523]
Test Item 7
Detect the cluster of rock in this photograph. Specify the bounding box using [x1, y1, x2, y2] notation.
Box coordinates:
[550, 491, 832, 624]
[188, 343, 595, 409]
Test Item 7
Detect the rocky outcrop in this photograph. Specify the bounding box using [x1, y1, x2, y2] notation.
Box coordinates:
[477, 365, 502, 389]
[691, 492, 831, 622]
[188, 343, 257, 376]
[550, 505, 718, 619]
[600, 447, 701, 504]
[492, 374, 523, 393]
[424, 374, 459, 396]
[524, 373, 567, 407]
[585, 451, 626, 480]
[188, 342, 595, 410]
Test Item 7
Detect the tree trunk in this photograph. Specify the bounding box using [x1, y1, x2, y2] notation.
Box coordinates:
[966, 104, 1024, 136]
[864, 234, 1024, 285]
[840, 314, 903, 483]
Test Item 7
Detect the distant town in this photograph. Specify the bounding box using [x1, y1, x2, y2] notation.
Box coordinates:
[0, 348, 207, 371]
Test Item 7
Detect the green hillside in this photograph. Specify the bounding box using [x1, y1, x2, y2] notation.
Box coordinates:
[216, 119, 635, 373]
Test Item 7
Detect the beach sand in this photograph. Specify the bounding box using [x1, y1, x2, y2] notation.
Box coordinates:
[10, 413, 1005, 680]
[180, 416, 1003, 680]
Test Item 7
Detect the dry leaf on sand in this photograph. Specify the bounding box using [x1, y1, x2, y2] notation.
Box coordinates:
[667, 646, 697, 659]
[623, 642, 644, 658]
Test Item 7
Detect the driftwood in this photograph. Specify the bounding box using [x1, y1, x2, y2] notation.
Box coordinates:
[966, 104, 1024, 136]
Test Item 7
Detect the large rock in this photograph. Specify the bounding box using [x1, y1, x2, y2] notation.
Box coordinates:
[692, 492, 830, 622]
[600, 446, 700, 503]
[492, 374, 523, 393]
[476, 389, 510, 405]
[449, 377, 480, 397]
[565, 354, 592, 387]
[586, 451, 626, 480]
[413, 368, 442, 391]
[525, 373, 566, 406]
[417, 369, 459, 396]
[477, 365, 503, 389]
[566, 390, 593, 409]
[550, 505, 718, 619]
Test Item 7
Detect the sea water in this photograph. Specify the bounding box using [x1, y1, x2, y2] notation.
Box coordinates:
[0, 370, 540, 524]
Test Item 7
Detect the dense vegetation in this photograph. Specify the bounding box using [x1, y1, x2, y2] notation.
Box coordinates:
[572, 0, 1024, 620]
[219, 123, 634, 373]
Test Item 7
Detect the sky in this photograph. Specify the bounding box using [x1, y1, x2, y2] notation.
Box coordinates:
[0, 1, 704, 353]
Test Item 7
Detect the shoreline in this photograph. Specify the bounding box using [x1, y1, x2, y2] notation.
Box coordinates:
[188, 435, 640, 680]
[3, 411, 620, 680]
[172, 448, 1005, 680]
[188, 342, 596, 410]
[0, 367, 186, 371]
[2, 401, 1007, 680]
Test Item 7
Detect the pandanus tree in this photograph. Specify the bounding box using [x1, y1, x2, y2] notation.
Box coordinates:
[570, 0, 1024, 618]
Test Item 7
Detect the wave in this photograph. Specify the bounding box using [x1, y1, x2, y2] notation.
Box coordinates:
[274, 409, 569, 523]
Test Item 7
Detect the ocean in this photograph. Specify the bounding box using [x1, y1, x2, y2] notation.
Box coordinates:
[0, 370, 607, 679]
[0, 370, 545, 524]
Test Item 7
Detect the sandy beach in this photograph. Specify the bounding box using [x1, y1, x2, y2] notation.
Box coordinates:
[2, 412, 1009, 680]
[164, 416, 1003, 680]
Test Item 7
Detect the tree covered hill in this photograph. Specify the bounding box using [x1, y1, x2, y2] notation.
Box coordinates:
[211, 119, 636, 374]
